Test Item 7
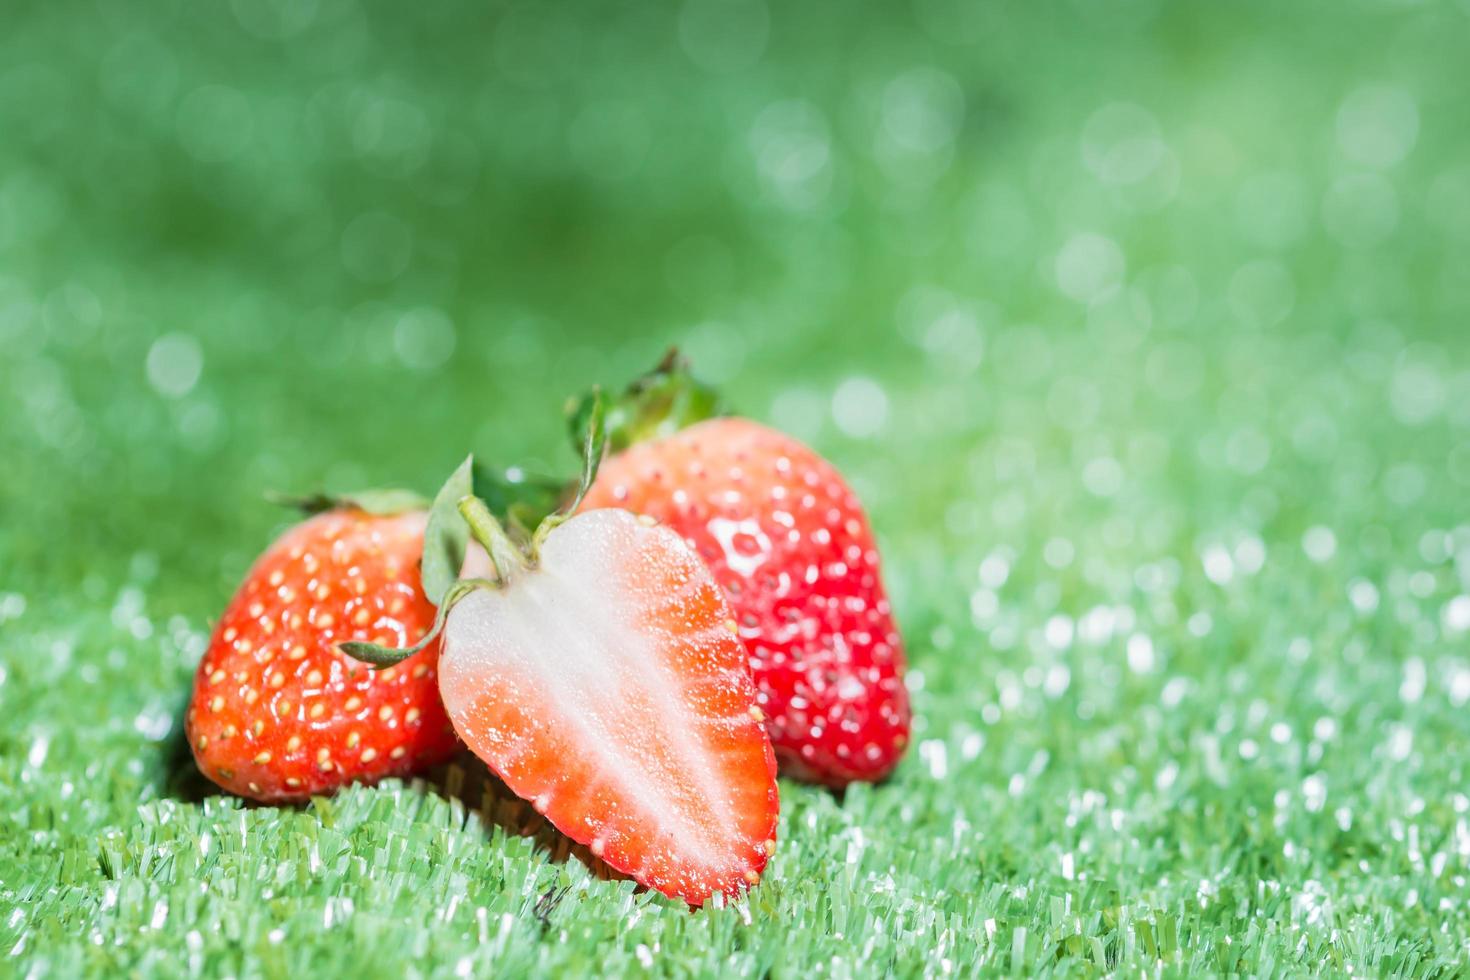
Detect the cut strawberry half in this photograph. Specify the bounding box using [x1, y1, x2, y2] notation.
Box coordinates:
[442, 507, 778, 904]
[344, 404, 779, 906]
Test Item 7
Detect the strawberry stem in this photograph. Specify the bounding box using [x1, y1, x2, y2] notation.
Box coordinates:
[458, 495, 530, 581]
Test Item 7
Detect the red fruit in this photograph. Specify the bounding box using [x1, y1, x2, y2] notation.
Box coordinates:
[186, 507, 458, 802]
[435, 503, 779, 906]
[575, 364, 910, 787]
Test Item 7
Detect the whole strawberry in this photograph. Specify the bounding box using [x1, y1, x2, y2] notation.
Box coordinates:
[571, 354, 910, 786]
[186, 500, 458, 802]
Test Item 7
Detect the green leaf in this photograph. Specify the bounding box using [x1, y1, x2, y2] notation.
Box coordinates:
[568, 387, 607, 514]
[339, 578, 489, 668]
[336, 633, 429, 668]
[564, 348, 722, 455]
[532, 389, 607, 547]
[419, 456, 475, 607]
[265, 487, 429, 516]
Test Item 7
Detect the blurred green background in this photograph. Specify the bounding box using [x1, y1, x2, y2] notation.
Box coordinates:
[5, 0, 1470, 974]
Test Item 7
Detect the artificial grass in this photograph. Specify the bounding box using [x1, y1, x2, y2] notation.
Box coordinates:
[5, 0, 1470, 975]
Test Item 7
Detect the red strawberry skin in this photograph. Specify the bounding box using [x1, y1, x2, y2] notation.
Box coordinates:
[186, 509, 458, 802]
[580, 417, 910, 787]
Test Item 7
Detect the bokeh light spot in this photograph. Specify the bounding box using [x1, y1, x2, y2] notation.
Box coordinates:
[353, 97, 433, 178]
[1082, 103, 1165, 185]
[679, 0, 769, 74]
[875, 67, 964, 185]
[749, 101, 833, 211]
[393, 307, 457, 372]
[146, 334, 204, 399]
[1336, 84, 1418, 169]
[232, 0, 319, 39]
[1055, 232, 1124, 302]
[832, 377, 890, 438]
[883, 68, 965, 155]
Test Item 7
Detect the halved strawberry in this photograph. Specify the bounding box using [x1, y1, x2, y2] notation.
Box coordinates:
[345, 422, 780, 906]
[570, 353, 911, 787]
[186, 501, 458, 802]
[446, 507, 777, 903]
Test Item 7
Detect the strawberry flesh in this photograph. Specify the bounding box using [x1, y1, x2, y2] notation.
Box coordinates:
[438, 509, 779, 905]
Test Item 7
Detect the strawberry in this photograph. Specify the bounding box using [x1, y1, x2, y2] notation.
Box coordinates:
[570, 353, 911, 787]
[344, 418, 780, 906]
[186, 498, 458, 802]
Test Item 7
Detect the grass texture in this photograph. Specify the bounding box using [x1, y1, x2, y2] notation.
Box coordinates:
[4, 0, 1470, 975]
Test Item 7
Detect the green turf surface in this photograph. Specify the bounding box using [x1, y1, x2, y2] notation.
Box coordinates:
[5, 0, 1470, 975]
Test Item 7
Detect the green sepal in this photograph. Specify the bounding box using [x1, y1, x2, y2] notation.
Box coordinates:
[339, 578, 491, 668]
[569, 388, 607, 514]
[418, 457, 569, 607]
[266, 487, 429, 516]
[535, 389, 606, 546]
[565, 348, 722, 455]
[419, 457, 476, 609]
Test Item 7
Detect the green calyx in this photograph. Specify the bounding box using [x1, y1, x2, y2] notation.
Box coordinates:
[417, 458, 569, 610]
[565, 348, 722, 456]
[341, 394, 608, 670]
